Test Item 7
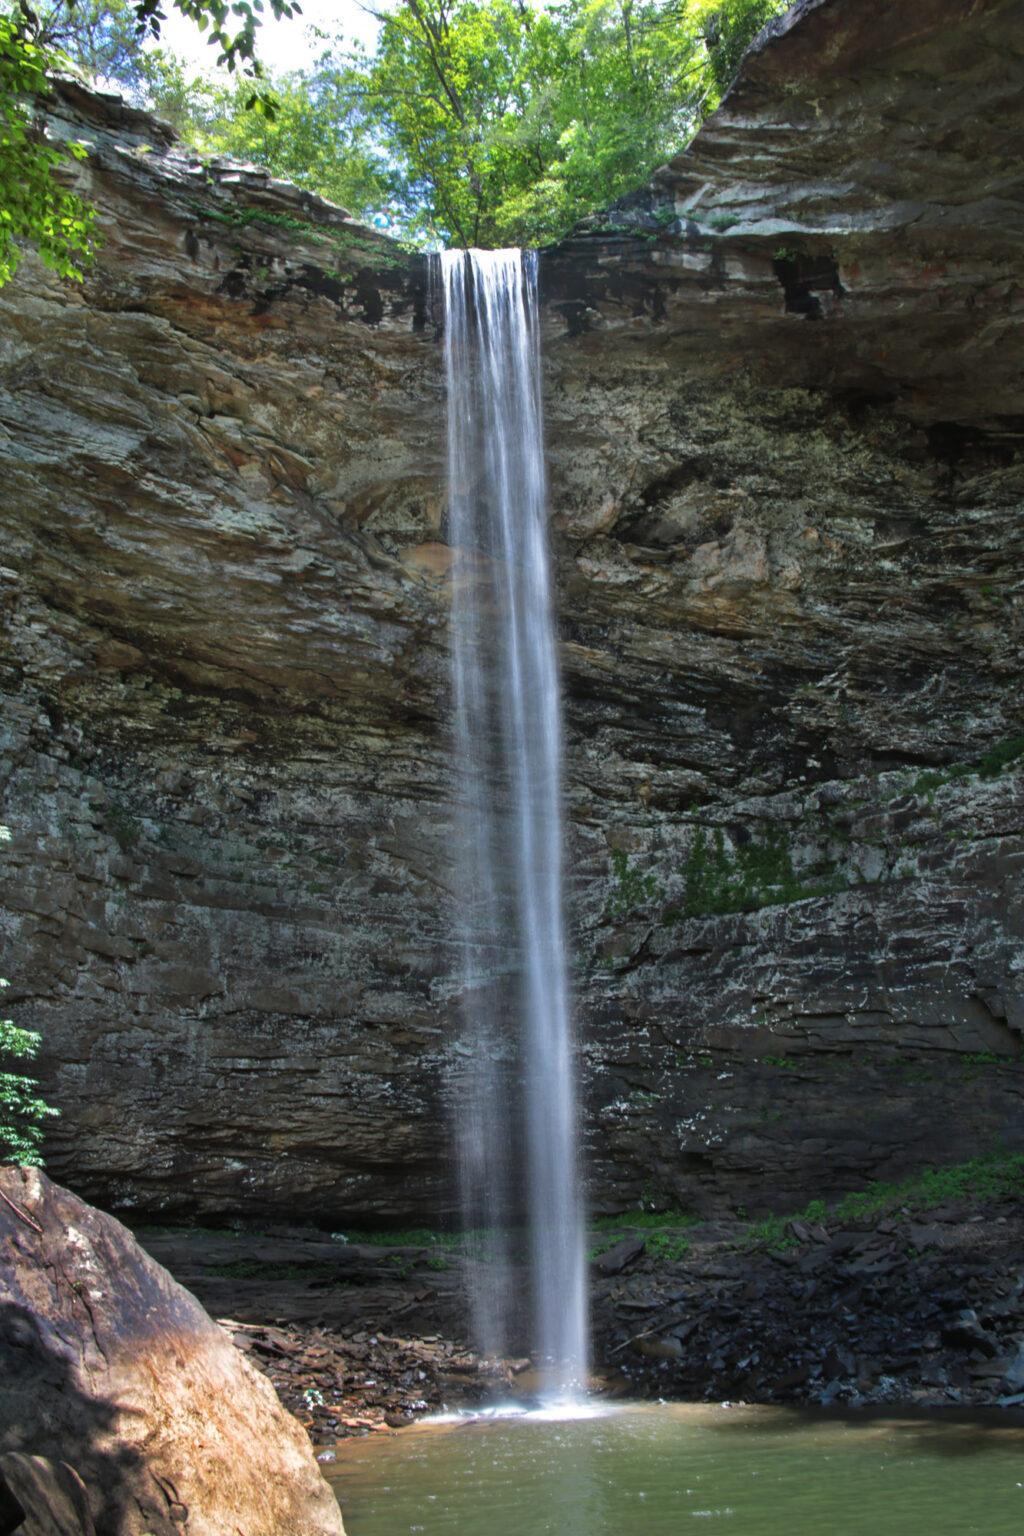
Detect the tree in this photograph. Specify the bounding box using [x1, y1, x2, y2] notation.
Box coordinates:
[349, 0, 777, 246]
[700, 0, 787, 96]
[0, 12, 94, 284]
[2, 0, 793, 277]
[0, 0, 296, 286]
[316, 0, 790, 246]
[142, 54, 401, 223]
[14, 0, 302, 79]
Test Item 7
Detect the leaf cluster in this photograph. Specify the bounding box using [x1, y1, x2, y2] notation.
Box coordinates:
[15, 0, 301, 80]
[0, 12, 96, 284]
[0, 995, 59, 1166]
[30, 0, 790, 250]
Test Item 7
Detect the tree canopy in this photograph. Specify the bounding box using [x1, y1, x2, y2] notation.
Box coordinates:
[0, 0, 299, 284]
[0, 0, 788, 281]
[143, 0, 788, 247]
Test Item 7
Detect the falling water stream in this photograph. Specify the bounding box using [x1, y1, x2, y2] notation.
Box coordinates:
[324, 251, 1024, 1536]
[439, 248, 587, 1397]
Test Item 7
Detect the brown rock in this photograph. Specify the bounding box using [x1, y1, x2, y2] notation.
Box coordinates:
[0, 1454, 96, 1536]
[0, 1168, 344, 1536]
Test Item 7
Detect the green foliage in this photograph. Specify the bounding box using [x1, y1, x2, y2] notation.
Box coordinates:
[676, 821, 841, 919]
[327, 0, 788, 245]
[745, 1152, 1024, 1250]
[0, 13, 96, 286]
[592, 1206, 697, 1231]
[157, 58, 401, 227]
[606, 847, 659, 918]
[187, 200, 405, 268]
[0, 0, 301, 288]
[763, 1054, 797, 1069]
[645, 1230, 691, 1261]
[896, 734, 1022, 805]
[978, 734, 1024, 779]
[17, 0, 300, 81]
[0, 976, 59, 1165]
[911, 768, 952, 801]
[591, 1206, 696, 1262]
[338, 1225, 463, 1248]
[40, 0, 791, 248]
[701, 0, 784, 95]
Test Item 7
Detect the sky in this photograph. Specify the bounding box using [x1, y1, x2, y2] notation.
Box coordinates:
[153, 0, 385, 76]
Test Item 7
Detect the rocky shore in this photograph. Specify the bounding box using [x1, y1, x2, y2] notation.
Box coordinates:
[132, 1167, 1024, 1445]
[595, 1202, 1024, 1411]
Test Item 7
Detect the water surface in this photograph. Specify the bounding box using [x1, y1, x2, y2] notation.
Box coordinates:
[328, 1402, 1024, 1535]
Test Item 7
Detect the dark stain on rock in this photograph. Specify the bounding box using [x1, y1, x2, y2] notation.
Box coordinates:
[216, 268, 248, 300]
[926, 417, 1024, 471]
[772, 250, 845, 319]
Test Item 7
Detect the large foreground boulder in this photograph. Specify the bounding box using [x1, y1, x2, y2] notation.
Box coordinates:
[0, 1167, 345, 1536]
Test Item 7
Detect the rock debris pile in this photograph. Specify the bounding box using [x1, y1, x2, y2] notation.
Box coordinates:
[596, 1204, 1024, 1410]
[223, 1320, 525, 1444]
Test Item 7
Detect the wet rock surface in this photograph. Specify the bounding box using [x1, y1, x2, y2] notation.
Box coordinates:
[224, 1322, 522, 1445]
[0, 0, 1021, 1227]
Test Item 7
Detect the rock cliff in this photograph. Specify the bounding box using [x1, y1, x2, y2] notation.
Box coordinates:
[0, 0, 1021, 1225]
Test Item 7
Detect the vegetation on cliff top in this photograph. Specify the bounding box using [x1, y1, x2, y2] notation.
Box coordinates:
[0, 0, 299, 284]
[0, 12, 94, 283]
[1, 0, 789, 275]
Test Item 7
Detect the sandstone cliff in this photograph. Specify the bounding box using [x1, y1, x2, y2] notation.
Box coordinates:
[0, 0, 1021, 1224]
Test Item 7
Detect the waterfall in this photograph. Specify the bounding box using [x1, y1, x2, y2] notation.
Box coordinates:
[440, 248, 588, 1397]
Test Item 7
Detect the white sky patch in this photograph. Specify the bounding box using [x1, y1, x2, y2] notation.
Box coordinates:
[150, 0, 386, 78]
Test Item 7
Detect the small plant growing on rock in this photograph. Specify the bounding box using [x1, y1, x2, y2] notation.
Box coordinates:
[0, 826, 59, 1166]
[646, 1230, 691, 1262]
[606, 848, 660, 918]
[0, 982, 59, 1165]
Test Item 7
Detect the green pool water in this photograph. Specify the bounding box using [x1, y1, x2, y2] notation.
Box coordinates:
[326, 1402, 1024, 1535]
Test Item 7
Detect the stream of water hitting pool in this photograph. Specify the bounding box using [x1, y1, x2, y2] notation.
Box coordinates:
[439, 248, 588, 1397]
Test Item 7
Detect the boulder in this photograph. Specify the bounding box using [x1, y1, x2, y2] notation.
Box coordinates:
[0, 1167, 344, 1536]
[591, 1236, 646, 1276]
[0, 1454, 96, 1536]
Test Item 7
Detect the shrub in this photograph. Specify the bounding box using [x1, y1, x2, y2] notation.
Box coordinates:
[0, 997, 59, 1165]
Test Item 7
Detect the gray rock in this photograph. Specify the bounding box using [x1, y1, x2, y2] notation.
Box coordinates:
[0, 1455, 95, 1536]
[0, 0, 1022, 1227]
[592, 1236, 647, 1275]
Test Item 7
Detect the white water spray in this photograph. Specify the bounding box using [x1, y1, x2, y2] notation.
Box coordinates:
[440, 248, 588, 1397]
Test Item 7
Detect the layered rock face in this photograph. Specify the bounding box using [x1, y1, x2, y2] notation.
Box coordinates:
[1, 0, 1022, 1226]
